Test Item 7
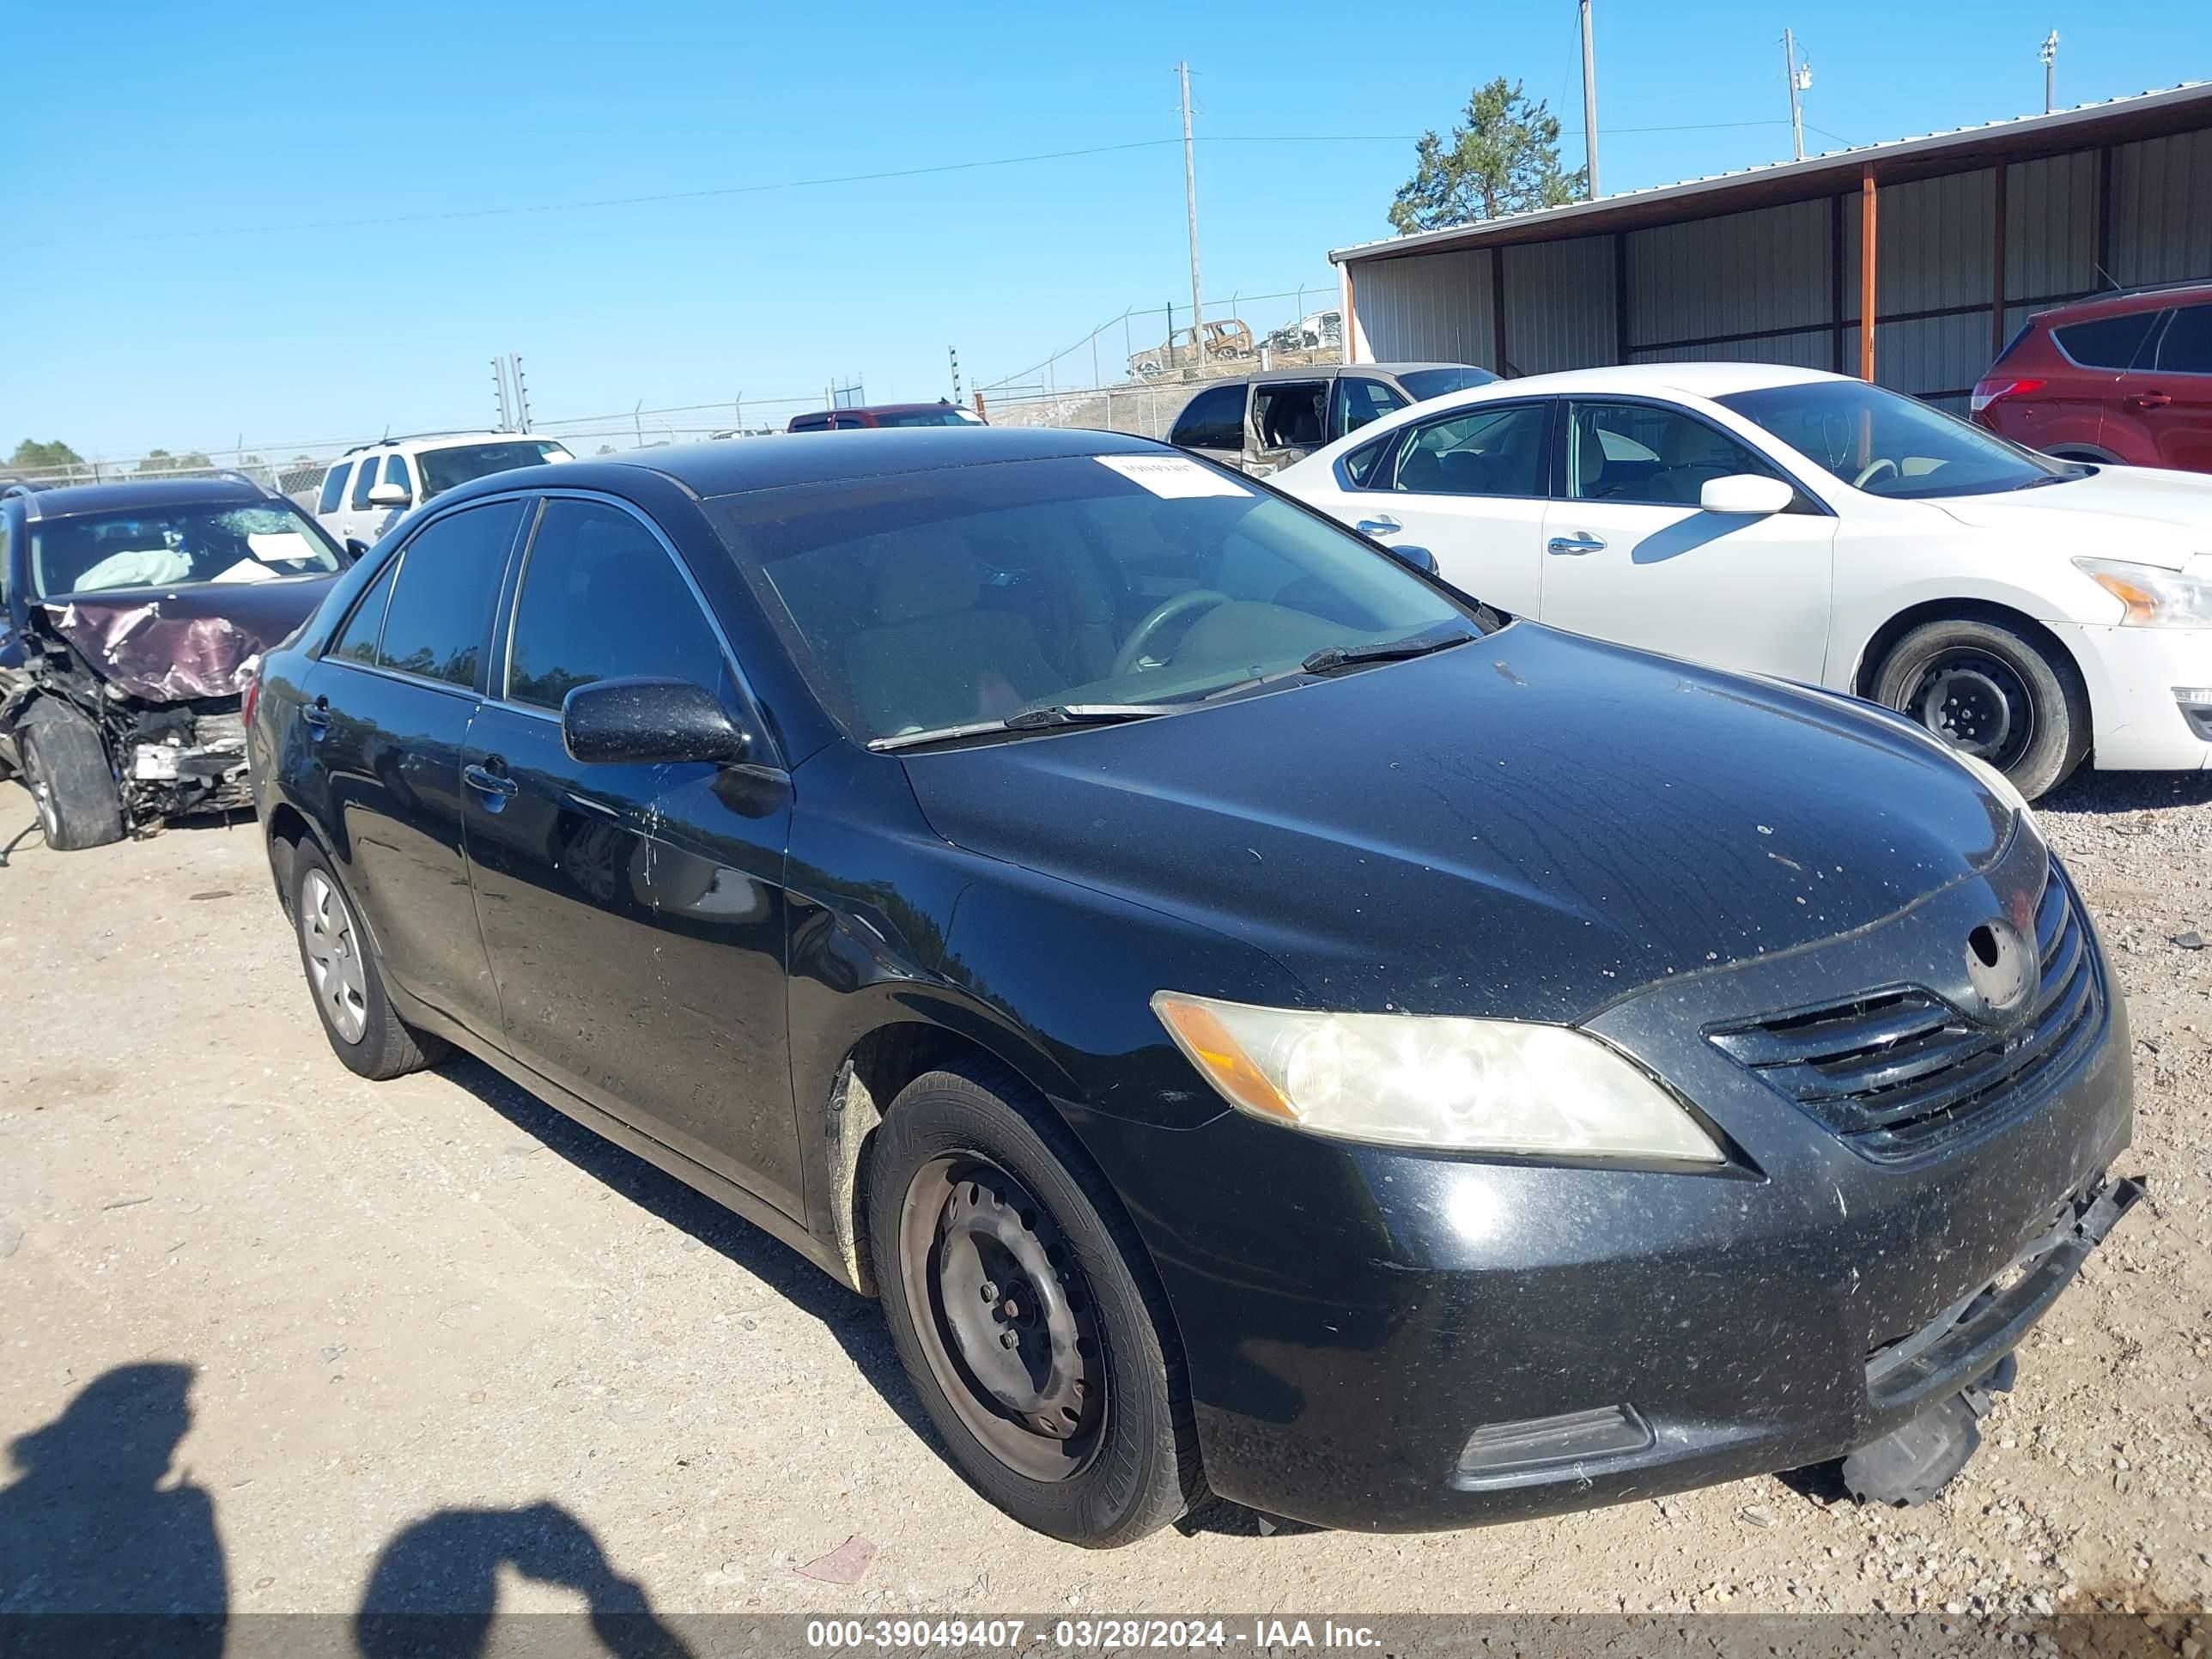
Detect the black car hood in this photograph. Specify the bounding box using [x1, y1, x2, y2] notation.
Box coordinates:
[900, 625, 2014, 1024]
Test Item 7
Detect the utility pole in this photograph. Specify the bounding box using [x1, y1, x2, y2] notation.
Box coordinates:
[511, 355, 532, 433]
[491, 357, 512, 431]
[1178, 62, 1203, 368]
[1579, 1, 1601, 199]
[2039, 29, 2059, 114]
[948, 346, 963, 404]
[1782, 29, 1812, 161]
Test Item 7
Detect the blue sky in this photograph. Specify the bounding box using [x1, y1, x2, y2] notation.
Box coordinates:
[7, 1, 2207, 462]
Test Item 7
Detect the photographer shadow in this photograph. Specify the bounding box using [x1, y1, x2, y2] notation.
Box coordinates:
[356, 1501, 693, 1659]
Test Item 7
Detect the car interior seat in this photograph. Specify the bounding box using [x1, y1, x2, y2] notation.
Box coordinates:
[845, 533, 1060, 733]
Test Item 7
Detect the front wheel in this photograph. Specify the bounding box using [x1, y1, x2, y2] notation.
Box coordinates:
[866, 1063, 1203, 1547]
[289, 841, 446, 1079]
[19, 707, 125, 851]
[1871, 617, 2089, 800]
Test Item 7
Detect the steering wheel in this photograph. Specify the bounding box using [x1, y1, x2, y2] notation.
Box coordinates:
[1111, 589, 1231, 676]
[1852, 457, 1899, 489]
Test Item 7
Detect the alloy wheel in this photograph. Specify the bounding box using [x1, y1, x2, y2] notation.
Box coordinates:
[300, 868, 370, 1044]
[898, 1152, 1105, 1482]
[23, 744, 58, 844]
[1908, 647, 2034, 771]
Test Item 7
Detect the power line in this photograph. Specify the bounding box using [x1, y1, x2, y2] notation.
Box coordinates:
[28, 124, 1823, 249]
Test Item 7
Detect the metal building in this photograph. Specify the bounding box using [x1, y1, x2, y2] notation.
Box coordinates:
[1333, 83, 2212, 411]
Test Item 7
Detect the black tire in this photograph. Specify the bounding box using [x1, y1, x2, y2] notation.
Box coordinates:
[289, 839, 446, 1080]
[19, 706, 125, 851]
[1872, 617, 2089, 801]
[866, 1061, 1202, 1547]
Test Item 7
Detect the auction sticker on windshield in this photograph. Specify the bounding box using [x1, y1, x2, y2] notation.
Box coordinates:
[1093, 453, 1253, 498]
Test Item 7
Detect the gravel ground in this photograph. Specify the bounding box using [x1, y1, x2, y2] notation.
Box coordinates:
[0, 768, 2206, 1638]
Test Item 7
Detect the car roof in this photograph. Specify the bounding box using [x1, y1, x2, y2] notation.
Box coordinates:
[2029, 281, 2212, 323]
[435, 427, 1174, 505]
[1374, 361, 1845, 403]
[9, 475, 273, 521]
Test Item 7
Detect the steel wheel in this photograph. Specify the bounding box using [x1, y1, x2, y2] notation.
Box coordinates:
[299, 867, 369, 1044]
[22, 742, 59, 844]
[898, 1152, 1105, 1483]
[1907, 647, 2035, 770]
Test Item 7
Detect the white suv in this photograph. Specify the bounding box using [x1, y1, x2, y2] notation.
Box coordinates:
[313, 432, 572, 553]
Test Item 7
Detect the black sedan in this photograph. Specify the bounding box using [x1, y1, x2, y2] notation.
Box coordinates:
[247, 428, 2137, 1546]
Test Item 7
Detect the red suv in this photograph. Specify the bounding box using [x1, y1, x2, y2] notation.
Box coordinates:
[1972, 283, 2212, 472]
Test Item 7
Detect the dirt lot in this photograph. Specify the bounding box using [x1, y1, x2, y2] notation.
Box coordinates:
[1, 768, 2208, 1633]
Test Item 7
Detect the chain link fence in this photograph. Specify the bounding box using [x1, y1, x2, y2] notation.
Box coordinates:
[4, 280, 1344, 495]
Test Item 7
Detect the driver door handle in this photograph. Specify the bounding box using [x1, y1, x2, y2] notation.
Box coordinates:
[1547, 533, 1607, 555]
[1355, 515, 1401, 538]
[2131, 390, 2172, 409]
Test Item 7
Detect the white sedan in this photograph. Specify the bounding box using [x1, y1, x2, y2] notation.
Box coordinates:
[1273, 363, 2212, 797]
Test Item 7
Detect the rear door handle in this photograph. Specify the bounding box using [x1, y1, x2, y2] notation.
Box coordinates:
[1547, 534, 1608, 555]
[463, 763, 519, 801]
[2132, 390, 2172, 409]
[1355, 515, 1402, 538]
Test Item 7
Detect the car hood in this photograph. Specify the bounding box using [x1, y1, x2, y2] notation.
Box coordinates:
[34, 577, 340, 702]
[1936, 465, 2212, 568]
[900, 626, 2014, 1025]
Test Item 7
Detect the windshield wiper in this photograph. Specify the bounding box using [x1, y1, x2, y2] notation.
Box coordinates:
[867, 702, 1188, 752]
[1300, 628, 1477, 677]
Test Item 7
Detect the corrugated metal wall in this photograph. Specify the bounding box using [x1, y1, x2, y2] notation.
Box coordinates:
[2112, 127, 2212, 283]
[1352, 248, 1498, 368]
[1500, 237, 1617, 372]
[1348, 116, 2211, 411]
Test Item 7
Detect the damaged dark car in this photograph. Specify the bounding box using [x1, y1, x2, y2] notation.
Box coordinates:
[1, 476, 347, 848]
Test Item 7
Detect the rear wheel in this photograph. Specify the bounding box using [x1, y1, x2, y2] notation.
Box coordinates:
[1872, 617, 2088, 800]
[866, 1063, 1202, 1547]
[290, 840, 445, 1079]
[19, 707, 125, 851]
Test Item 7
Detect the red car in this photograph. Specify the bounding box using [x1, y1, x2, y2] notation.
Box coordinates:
[787, 400, 984, 433]
[1971, 282, 2212, 472]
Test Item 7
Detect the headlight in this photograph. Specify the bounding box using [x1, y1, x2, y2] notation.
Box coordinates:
[2075, 556, 2212, 626]
[1151, 992, 1724, 1163]
[1950, 748, 2034, 824]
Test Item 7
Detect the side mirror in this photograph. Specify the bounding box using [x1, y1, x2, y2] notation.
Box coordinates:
[562, 676, 751, 766]
[1387, 543, 1439, 576]
[1698, 474, 1795, 516]
[367, 482, 411, 508]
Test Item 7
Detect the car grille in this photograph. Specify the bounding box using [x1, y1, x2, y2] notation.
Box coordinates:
[1708, 860, 2102, 1161]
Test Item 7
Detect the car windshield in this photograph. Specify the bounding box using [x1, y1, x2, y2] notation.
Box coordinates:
[872, 408, 985, 428]
[722, 453, 1480, 744]
[1395, 367, 1501, 402]
[416, 440, 572, 499]
[1715, 380, 2069, 499]
[30, 501, 343, 599]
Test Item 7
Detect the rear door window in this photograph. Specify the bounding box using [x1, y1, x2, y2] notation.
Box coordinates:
[2153, 304, 2212, 374]
[1389, 403, 1553, 497]
[1170, 384, 1247, 451]
[374, 500, 525, 689]
[350, 454, 385, 511]
[319, 462, 353, 515]
[505, 498, 728, 710]
[2054, 312, 2162, 369]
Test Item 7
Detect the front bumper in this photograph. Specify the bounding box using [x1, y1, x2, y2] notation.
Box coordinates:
[1072, 836, 2136, 1532]
[2050, 619, 2212, 771]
